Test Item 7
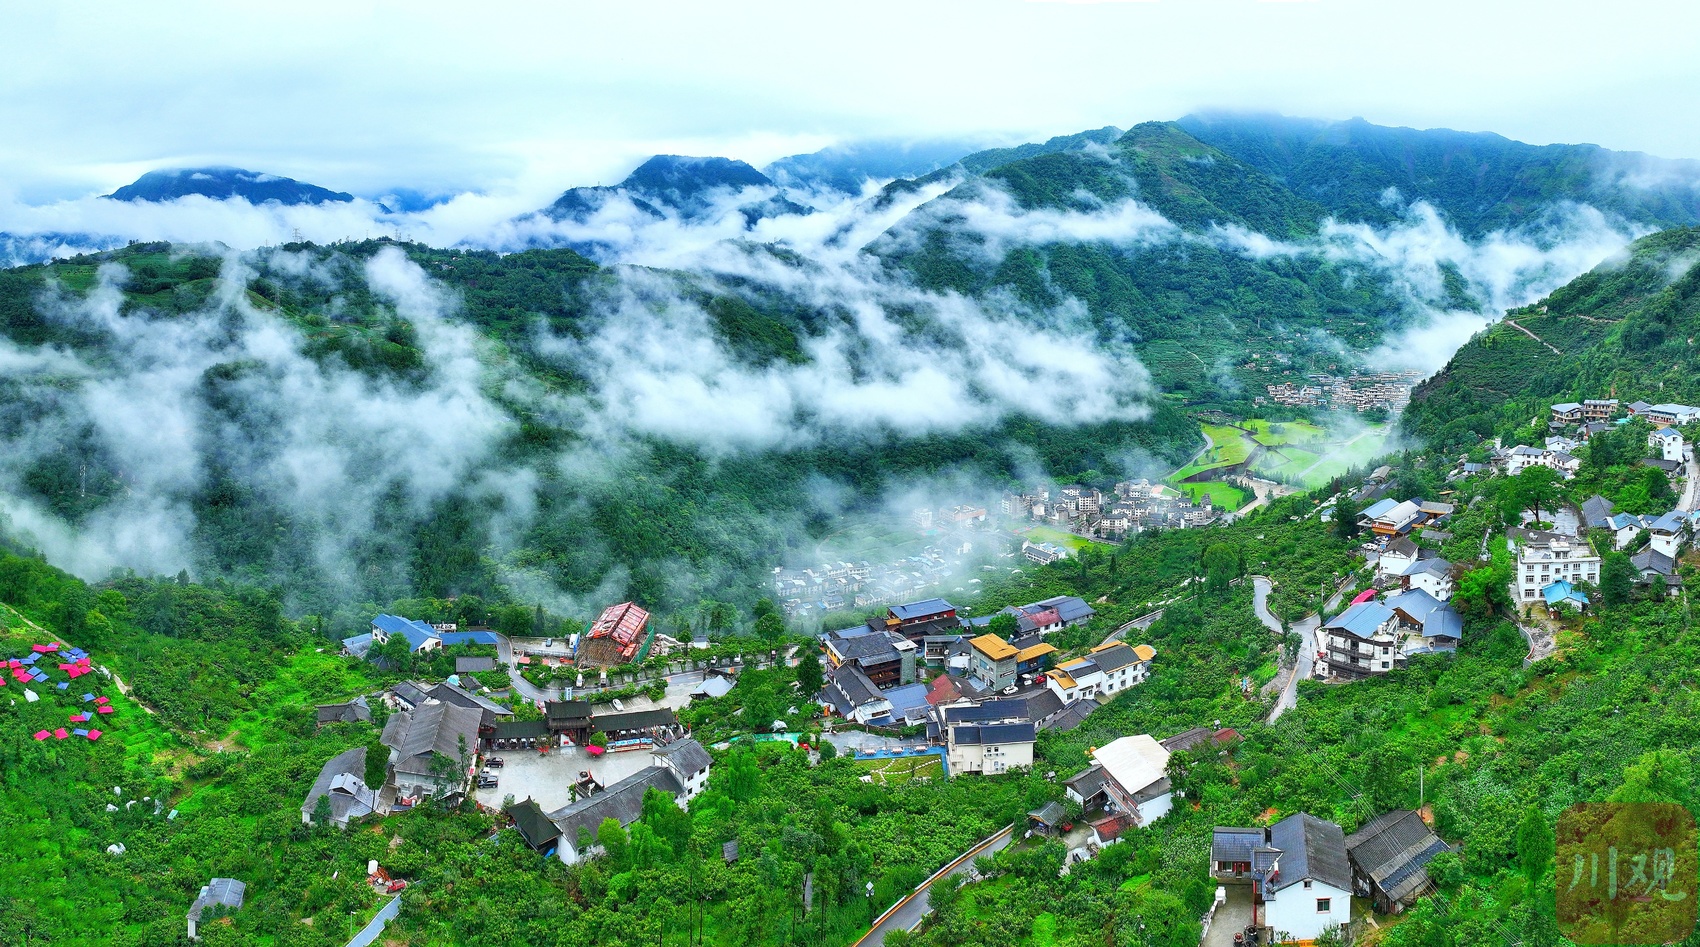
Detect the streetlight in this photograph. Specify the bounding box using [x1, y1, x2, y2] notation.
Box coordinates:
[866, 881, 875, 923]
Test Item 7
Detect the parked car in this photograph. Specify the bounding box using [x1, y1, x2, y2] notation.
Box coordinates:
[1001, 685, 1019, 695]
[384, 879, 408, 893]
[477, 775, 499, 788]
[484, 757, 504, 769]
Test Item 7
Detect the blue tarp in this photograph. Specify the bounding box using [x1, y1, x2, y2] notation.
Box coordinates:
[56, 682, 68, 691]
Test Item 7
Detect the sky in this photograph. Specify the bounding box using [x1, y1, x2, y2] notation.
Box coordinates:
[5, 0, 1700, 206]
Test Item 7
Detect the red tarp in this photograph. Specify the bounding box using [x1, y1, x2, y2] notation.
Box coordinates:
[95, 697, 110, 705]
[87, 730, 101, 740]
[32, 730, 48, 741]
[97, 706, 114, 715]
[31, 645, 50, 653]
[70, 713, 88, 722]
[53, 728, 67, 739]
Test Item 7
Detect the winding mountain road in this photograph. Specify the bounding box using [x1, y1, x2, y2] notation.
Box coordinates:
[1254, 576, 1351, 724]
[851, 825, 1016, 947]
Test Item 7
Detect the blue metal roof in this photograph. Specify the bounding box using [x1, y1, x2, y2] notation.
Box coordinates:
[438, 631, 499, 646]
[890, 598, 954, 620]
[1360, 498, 1400, 520]
[1542, 581, 1589, 606]
[372, 614, 438, 650]
[1324, 601, 1396, 639]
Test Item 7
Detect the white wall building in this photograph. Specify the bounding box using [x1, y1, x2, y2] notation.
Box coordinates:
[1514, 530, 1601, 603]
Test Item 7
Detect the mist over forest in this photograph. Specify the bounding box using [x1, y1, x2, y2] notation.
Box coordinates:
[2, 117, 1695, 631]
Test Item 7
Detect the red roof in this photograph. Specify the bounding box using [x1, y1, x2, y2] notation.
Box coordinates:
[925, 675, 964, 706]
[1089, 814, 1134, 842]
[1351, 589, 1378, 605]
[1028, 608, 1062, 628]
[589, 602, 650, 647]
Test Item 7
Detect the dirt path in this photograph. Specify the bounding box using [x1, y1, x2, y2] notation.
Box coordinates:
[1503, 318, 1562, 356]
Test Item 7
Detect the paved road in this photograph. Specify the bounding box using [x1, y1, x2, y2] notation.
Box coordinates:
[1255, 577, 1350, 724]
[853, 825, 1015, 947]
[345, 896, 401, 947]
[1103, 607, 1167, 644]
[1681, 450, 1700, 513]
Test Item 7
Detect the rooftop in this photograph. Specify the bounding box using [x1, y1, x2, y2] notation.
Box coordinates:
[969, 634, 1018, 661]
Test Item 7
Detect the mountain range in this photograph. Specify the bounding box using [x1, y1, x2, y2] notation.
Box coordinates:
[106, 167, 355, 205]
[10, 113, 1700, 615]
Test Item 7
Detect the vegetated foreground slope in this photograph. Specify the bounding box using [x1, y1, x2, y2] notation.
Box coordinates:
[1405, 226, 1700, 451]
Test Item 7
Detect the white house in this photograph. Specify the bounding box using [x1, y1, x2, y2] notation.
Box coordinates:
[1651, 428, 1687, 462]
[1607, 512, 1648, 550]
[1211, 813, 1353, 943]
[1503, 445, 1547, 476]
[1063, 734, 1173, 826]
[1403, 558, 1456, 601]
[1648, 511, 1688, 559]
[1514, 529, 1601, 603]
[650, 738, 713, 804]
[1647, 403, 1700, 428]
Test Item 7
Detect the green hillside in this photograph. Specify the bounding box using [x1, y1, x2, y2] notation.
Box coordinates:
[1177, 112, 1700, 237]
[1404, 226, 1700, 451]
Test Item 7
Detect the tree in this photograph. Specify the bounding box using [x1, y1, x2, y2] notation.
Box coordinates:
[597, 817, 631, 870]
[986, 612, 1020, 639]
[794, 648, 823, 696]
[1516, 808, 1554, 882]
[1203, 542, 1243, 595]
[1600, 551, 1636, 605]
[1333, 502, 1360, 541]
[1508, 466, 1563, 523]
[1453, 562, 1510, 622]
[754, 612, 785, 641]
[1426, 850, 1464, 889]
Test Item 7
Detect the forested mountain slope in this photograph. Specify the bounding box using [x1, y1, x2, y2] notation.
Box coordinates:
[107, 167, 356, 206]
[1176, 112, 1700, 237]
[0, 240, 1193, 623]
[1404, 226, 1700, 450]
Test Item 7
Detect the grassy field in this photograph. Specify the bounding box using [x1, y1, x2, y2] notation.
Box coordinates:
[1167, 416, 1394, 492]
[853, 754, 944, 785]
[1243, 418, 1326, 446]
[1170, 423, 1255, 481]
[1176, 481, 1250, 510]
[1020, 525, 1112, 553]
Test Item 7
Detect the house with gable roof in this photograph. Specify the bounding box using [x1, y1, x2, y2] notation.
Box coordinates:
[1064, 733, 1173, 826]
[1345, 809, 1454, 914]
[1212, 813, 1352, 943]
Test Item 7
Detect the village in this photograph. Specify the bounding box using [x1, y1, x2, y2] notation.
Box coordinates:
[105, 389, 1700, 944]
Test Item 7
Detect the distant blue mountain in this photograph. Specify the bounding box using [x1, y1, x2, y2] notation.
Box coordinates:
[763, 139, 984, 194]
[541, 155, 810, 226]
[108, 167, 354, 205]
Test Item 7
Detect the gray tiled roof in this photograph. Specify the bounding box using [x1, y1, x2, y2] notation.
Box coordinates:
[653, 737, 713, 777]
[1212, 827, 1264, 865]
[188, 878, 246, 922]
[549, 766, 684, 852]
[1267, 812, 1351, 893]
[1346, 810, 1451, 904]
[383, 701, 482, 778]
[1089, 643, 1143, 673]
[301, 747, 377, 827]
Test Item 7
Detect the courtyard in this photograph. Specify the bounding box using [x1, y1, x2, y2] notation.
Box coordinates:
[473, 740, 661, 813]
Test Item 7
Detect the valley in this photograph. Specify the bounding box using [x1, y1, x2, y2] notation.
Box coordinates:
[4, 113, 1700, 947]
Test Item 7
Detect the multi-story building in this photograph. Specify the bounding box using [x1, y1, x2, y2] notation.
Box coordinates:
[967, 634, 1019, 691]
[1513, 529, 1601, 603]
[1321, 600, 1403, 679]
[937, 702, 1035, 776]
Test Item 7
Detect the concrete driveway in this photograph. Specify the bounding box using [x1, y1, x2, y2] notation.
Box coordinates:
[474, 743, 658, 812]
[1202, 884, 1255, 947]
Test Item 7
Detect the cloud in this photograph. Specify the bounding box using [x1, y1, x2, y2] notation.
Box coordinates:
[0, 247, 517, 598]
